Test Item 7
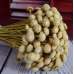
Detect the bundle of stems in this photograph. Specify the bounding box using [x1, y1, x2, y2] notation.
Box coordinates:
[0, 19, 28, 48]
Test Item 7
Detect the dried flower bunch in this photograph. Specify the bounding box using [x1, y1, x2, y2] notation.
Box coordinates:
[0, 4, 68, 71]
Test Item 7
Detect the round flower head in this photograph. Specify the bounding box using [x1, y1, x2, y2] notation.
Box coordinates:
[30, 20, 38, 27]
[43, 44, 51, 53]
[26, 44, 33, 52]
[43, 27, 49, 36]
[35, 9, 43, 16]
[33, 41, 41, 48]
[26, 28, 35, 42]
[42, 17, 50, 27]
[18, 45, 25, 53]
[29, 14, 35, 21]
[36, 15, 42, 23]
[33, 24, 42, 33]
[42, 4, 50, 12]
[46, 10, 53, 18]
[52, 26, 59, 34]
[39, 32, 46, 42]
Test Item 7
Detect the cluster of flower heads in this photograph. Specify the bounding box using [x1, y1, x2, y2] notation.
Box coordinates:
[17, 4, 68, 71]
